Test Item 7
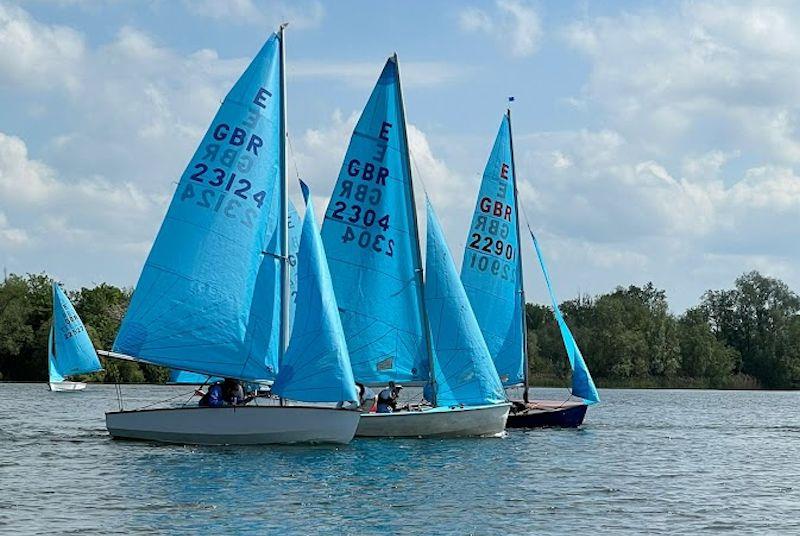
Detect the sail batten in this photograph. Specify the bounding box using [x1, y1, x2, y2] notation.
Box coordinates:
[113, 35, 284, 381]
[321, 58, 429, 385]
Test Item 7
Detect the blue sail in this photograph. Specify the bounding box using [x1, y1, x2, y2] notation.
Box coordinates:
[47, 327, 65, 383]
[272, 182, 359, 404]
[242, 197, 301, 377]
[425, 200, 505, 407]
[529, 230, 600, 404]
[288, 199, 302, 331]
[320, 57, 429, 385]
[167, 369, 218, 385]
[49, 283, 102, 382]
[460, 115, 524, 386]
[113, 35, 283, 381]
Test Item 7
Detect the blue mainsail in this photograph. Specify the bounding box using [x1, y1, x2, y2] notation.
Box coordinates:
[113, 35, 283, 381]
[529, 230, 600, 404]
[460, 115, 524, 386]
[272, 182, 359, 403]
[320, 57, 429, 385]
[49, 283, 102, 382]
[426, 200, 505, 407]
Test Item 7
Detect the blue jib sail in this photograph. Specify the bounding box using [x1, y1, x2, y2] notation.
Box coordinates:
[49, 283, 102, 382]
[288, 199, 302, 332]
[168, 369, 218, 385]
[320, 57, 429, 385]
[425, 200, 506, 407]
[272, 182, 359, 404]
[460, 115, 523, 386]
[529, 230, 600, 404]
[113, 34, 283, 381]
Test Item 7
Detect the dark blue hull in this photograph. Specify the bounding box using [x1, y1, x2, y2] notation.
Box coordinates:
[506, 401, 587, 428]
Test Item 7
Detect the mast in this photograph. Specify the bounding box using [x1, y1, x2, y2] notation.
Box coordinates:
[278, 24, 290, 361]
[507, 108, 530, 404]
[393, 54, 437, 406]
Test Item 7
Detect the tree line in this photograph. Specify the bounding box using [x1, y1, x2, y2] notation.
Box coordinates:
[1, 271, 799, 389]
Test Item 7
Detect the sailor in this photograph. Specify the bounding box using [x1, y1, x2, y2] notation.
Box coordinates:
[222, 378, 252, 406]
[376, 381, 402, 413]
[357, 382, 376, 412]
[197, 381, 224, 407]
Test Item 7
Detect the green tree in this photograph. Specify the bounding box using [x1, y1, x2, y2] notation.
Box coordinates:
[702, 271, 800, 388]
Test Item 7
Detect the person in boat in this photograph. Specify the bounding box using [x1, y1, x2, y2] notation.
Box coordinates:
[197, 381, 224, 408]
[357, 382, 376, 412]
[335, 382, 376, 410]
[376, 382, 402, 413]
[222, 378, 253, 406]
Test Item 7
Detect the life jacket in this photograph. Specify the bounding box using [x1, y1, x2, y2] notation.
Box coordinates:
[199, 384, 224, 408]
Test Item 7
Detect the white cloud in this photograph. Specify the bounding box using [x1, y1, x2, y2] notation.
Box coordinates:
[0, 2, 85, 90]
[184, 0, 324, 29]
[0, 212, 27, 246]
[290, 60, 472, 89]
[458, 0, 542, 57]
[0, 130, 163, 287]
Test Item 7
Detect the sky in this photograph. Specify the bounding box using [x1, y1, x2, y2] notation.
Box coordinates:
[0, 0, 798, 311]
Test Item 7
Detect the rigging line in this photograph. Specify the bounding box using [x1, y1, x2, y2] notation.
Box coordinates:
[138, 388, 201, 410]
[286, 130, 302, 182]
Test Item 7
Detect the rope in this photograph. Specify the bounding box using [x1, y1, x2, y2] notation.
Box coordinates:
[138, 388, 202, 410]
[286, 131, 302, 183]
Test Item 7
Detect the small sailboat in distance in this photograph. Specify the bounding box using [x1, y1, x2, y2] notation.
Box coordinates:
[48, 282, 103, 392]
[100, 27, 361, 445]
[461, 109, 599, 427]
[321, 56, 509, 437]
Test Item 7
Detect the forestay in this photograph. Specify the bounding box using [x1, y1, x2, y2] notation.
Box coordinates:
[272, 182, 359, 404]
[460, 115, 524, 386]
[113, 35, 283, 381]
[529, 230, 599, 404]
[321, 57, 429, 385]
[425, 201, 506, 407]
[49, 283, 102, 382]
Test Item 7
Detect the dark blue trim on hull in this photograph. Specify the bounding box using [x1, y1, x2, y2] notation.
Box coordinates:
[506, 401, 587, 428]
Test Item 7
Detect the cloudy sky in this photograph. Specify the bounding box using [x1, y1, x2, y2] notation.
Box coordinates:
[1, 0, 798, 311]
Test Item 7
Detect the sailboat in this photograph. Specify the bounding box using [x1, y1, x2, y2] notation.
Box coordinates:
[321, 56, 510, 438]
[461, 110, 599, 428]
[48, 282, 103, 392]
[100, 27, 361, 445]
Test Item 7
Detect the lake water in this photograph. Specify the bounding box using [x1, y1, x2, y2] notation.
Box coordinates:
[2, 384, 799, 534]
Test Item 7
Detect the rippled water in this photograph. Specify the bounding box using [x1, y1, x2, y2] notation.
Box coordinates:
[2, 384, 800, 534]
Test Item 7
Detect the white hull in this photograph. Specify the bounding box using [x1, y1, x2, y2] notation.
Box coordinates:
[106, 405, 360, 445]
[49, 381, 86, 392]
[356, 403, 510, 438]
